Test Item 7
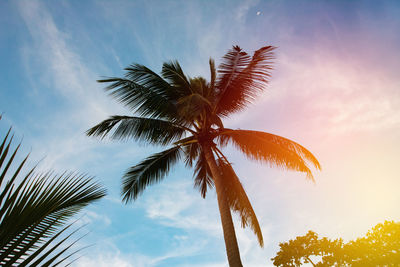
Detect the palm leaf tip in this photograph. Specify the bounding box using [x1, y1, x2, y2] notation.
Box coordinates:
[86, 116, 187, 145]
[217, 159, 264, 247]
[96, 72, 180, 120]
[121, 146, 182, 203]
[217, 129, 320, 180]
[215, 45, 276, 116]
[193, 151, 214, 198]
[161, 61, 192, 96]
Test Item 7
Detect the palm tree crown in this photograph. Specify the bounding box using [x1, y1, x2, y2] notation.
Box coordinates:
[88, 45, 320, 266]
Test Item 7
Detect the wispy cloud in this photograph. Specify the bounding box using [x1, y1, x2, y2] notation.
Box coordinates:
[16, 0, 127, 171]
[76, 230, 209, 267]
[141, 179, 221, 234]
[235, 0, 260, 23]
[139, 176, 275, 266]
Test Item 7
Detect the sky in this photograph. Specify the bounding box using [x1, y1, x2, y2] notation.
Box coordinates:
[1, 0, 400, 266]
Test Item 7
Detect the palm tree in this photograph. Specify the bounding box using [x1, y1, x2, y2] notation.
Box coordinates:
[87, 45, 320, 266]
[0, 117, 106, 266]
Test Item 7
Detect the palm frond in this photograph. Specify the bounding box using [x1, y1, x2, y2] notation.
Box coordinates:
[183, 141, 200, 168]
[216, 157, 263, 247]
[98, 77, 179, 121]
[0, 173, 105, 266]
[215, 46, 275, 116]
[86, 115, 188, 145]
[180, 141, 214, 198]
[0, 124, 106, 266]
[176, 77, 215, 125]
[209, 58, 216, 94]
[189, 77, 207, 96]
[19, 220, 85, 267]
[193, 150, 213, 198]
[215, 46, 251, 108]
[122, 146, 183, 202]
[124, 63, 181, 101]
[217, 129, 320, 180]
[161, 61, 192, 96]
[177, 93, 212, 121]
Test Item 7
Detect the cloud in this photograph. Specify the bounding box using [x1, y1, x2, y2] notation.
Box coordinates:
[16, 0, 128, 172]
[276, 47, 400, 136]
[139, 175, 276, 265]
[80, 210, 112, 227]
[75, 231, 209, 267]
[224, 31, 400, 142]
[235, 0, 260, 23]
[141, 178, 221, 234]
[75, 251, 135, 267]
[18, 1, 102, 107]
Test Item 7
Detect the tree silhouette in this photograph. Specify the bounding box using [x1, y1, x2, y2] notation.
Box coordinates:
[88, 45, 320, 266]
[272, 221, 400, 266]
[271, 231, 344, 266]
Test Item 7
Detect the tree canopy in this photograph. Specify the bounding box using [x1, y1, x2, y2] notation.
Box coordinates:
[272, 221, 400, 266]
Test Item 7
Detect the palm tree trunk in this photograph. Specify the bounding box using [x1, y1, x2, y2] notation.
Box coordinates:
[203, 145, 243, 267]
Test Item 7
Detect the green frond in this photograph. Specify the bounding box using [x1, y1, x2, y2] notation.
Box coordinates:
[19, 220, 84, 267]
[0, 173, 105, 266]
[183, 142, 200, 168]
[189, 77, 208, 96]
[122, 146, 183, 202]
[216, 157, 263, 247]
[0, 123, 106, 266]
[217, 129, 320, 180]
[180, 141, 214, 198]
[215, 46, 251, 105]
[98, 77, 180, 121]
[124, 63, 181, 101]
[215, 46, 276, 116]
[177, 93, 212, 121]
[161, 61, 192, 96]
[86, 115, 187, 145]
[193, 150, 213, 198]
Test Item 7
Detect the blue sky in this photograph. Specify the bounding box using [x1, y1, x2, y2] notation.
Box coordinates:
[1, 0, 400, 266]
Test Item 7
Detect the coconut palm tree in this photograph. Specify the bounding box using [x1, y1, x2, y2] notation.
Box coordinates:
[87, 45, 320, 266]
[0, 117, 106, 266]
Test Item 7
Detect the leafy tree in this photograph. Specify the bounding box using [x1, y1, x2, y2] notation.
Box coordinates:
[0, 117, 106, 266]
[272, 221, 400, 266]
[271, 231, 344, 266]
[87, 45, 320, 266]
[344, 221, 400, 266]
